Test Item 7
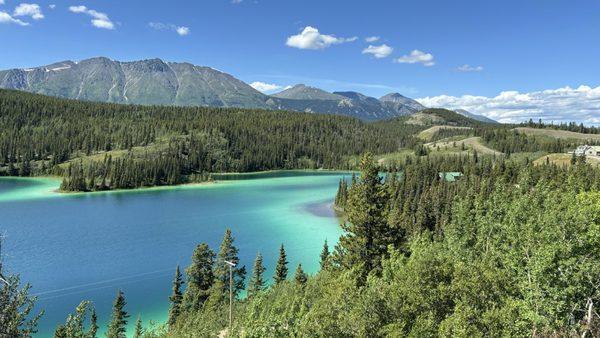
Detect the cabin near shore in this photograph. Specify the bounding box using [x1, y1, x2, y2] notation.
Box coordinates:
[574, 145, 600, 157]
[439, 172, 463, 182]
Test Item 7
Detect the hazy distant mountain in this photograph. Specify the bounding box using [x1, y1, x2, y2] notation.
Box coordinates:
[0, 57, 427, 120]
[272, 84, 344, 101]
[380, 93, 426, 115]
[454, 109, 498, 124]
[272, 85, 424, 120]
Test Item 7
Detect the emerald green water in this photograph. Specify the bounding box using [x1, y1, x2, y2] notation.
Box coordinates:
[0, 172, 348, 337]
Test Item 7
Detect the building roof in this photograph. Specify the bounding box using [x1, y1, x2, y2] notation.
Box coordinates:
[439, 172, 463, 182]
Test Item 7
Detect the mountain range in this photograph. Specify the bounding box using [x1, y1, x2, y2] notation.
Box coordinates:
[0, 57, 494, 122]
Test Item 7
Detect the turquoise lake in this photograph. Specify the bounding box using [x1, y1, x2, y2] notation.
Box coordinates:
[0, 172, 349, 337]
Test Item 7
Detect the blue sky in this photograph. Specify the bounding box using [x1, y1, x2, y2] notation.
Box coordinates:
[1, 0, 600, 123]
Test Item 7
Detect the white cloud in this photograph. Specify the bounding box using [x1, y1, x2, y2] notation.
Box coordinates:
[148, 22, 190, 36]
[13, 3, 44, 20]
[395, 50, 435, 66]
[69, 5, 114, 30]
[0, 11, 29, 25]
[176, 26, 189, 36]
[286, 26, 357, 50]
[457, 64, 483, 72]
[365, 36, 380, 43]
[231, 0, 242, 3]
[250, 81, 286, 93]
[49, 4, 56, 9]
[0, 0, 5, 5]
[362, 44, 393, 59]
[417, 85, 600, 125]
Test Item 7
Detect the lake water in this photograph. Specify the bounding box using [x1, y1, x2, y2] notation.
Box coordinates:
[0, 172, 348, 337]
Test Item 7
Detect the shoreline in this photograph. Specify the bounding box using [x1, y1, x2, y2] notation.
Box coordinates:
[54, 179, 219, 196]
[0, 169, 355, 200]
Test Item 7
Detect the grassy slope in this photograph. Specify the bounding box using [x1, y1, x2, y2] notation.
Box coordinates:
[515, 127, 600, 141]
[56, 135, 181, 169]
[417, 126, 472, 141]
[533, 153, 600, 167]
[426, 136, 502, 156]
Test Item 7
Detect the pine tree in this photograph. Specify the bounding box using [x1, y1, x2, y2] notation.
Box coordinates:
[294, 264, 308, 286]
[182, 243, 215, 311]
[54, 325, 67, 338]
[247, 252, 266, 298]
[133, 315, 143, 338]
[106, 290, 129, 338]
[319, 240, 330, 270]
[0, 237, 42, 337]
[88, 308, 98, 338]
[214, 229, 246, 298]
[274, 244, 288, 284]
[168, 265, 184, 328]
[334, 153, 392, 281]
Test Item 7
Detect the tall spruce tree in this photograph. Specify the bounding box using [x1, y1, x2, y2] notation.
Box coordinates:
[247, 252, 266, 298]
[274, 244, 288, 284]
[168, 265, 184, 328]
[214, 229, 246, 298]
[133, 315, 143, 338]
[54, 326, 67, 338]
[89, 308, 98, 338]
[182, 243, 215, 311]
[334, 153, 392, 280]
[106, 290, 129, 338]
[294, 264, 308, 286]
[319, 240, 330, 270]
[0, 237, 41, 336]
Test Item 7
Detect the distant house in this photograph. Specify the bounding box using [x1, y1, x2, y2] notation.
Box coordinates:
[574, 145, 600, 157]
[439, 172, 463, 182]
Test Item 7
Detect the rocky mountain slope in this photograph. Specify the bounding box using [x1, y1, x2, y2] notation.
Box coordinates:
[0, 57, 489, 122]
[454, 109, 498, 124]
[271, 85, 424, 120]
[0, 57, 270, 108]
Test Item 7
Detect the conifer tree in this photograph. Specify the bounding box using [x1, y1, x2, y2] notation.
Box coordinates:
[54, 325, 67, 338]
[294, 264, 308, 286]
[133, 315, 143, 338]
[274, 244, 288, 284]
[319, 240, 330, 270]
[106, 290, 129, 338]
[334, 153, 392, 281]
[0, 237, 41, 336]
[168, 265, 184, 328]
[247, 252, 266, 298]
[182, 243, 215, 311]
[214, 229, 246, 298]
[89, 308, 98, 338]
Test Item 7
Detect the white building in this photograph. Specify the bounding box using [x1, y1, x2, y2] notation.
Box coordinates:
[574, 145, 600, 157]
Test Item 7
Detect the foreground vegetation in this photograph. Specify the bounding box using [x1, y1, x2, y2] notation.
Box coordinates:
[2, 151, 599, 337]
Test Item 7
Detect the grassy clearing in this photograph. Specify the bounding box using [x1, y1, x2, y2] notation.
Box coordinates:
[514, 127, 600, 141]
[534, 153, 600, 167]
[426, 136, 502, 156]
[417, 125, 472, 141]
[57, 136, 179, 169]
[375, 150, 415, 166]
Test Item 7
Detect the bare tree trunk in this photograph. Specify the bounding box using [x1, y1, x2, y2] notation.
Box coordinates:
[582, 298, 593, 338]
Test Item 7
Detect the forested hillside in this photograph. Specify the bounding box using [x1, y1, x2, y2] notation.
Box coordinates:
[0, 89, 423, 191]
[3, 89, 599, 192]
